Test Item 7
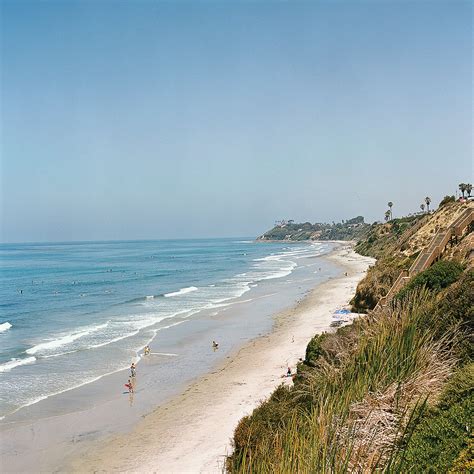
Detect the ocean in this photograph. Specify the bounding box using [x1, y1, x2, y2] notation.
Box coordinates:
[0, 238, 338, 421]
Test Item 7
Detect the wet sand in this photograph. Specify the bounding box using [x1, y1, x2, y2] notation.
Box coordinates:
[64, 246, 374, 473]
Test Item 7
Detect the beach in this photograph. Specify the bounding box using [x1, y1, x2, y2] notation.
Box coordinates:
[61, 245, 374, 473]
[0, 242, 373, 473]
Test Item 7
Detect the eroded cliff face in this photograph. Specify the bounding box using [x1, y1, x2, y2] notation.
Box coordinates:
[402, 201, 473, 257]
[351, 200, 474, 312]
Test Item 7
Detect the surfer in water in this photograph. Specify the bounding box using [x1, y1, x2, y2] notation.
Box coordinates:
[212, 340, 219, 351]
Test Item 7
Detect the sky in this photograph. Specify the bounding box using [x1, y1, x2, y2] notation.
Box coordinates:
[0, 0, 472, 242]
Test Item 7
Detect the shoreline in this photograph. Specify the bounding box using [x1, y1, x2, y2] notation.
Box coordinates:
[1, 240, 338, 472]
[255, 239, 357, 244]
[64, 245, 374, 473]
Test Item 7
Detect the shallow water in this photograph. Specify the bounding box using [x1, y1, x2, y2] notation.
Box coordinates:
[0, 238, 336, 420]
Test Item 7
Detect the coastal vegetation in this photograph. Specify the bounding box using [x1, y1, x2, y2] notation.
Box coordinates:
[440, 195, 456, 207]
[459, 183, 473, 199]
[227, 199, 473, 473]
[395, 260, 464, 300]
[425, 196, 432, 213]
[352, 200, 472, 312]
[258, 216, 370, 242]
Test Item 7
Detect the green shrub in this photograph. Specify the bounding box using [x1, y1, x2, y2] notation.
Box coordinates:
[433, 270, 474, 361]
[351, 254, 413, 312]
[449, 437, 474, 473]
[231, 384, 294, 458]
[397, 260, 464, 300]
[438, 363, 474, 409]
[390, 362, 474, 473]
[440, 195, 456, 207]
[396, 393, 473, 472]
[304, 332, 328, 366]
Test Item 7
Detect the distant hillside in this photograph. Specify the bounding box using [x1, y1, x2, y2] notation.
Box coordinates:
[257, 216, 370, 241]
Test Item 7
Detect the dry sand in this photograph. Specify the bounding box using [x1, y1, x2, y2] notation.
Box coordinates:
[65, 246, 374, 473]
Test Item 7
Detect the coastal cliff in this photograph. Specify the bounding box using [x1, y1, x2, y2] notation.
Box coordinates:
[228, 200, 474, 473]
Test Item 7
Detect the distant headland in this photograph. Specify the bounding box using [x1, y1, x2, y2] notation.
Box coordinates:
[257, 216, 370, 241]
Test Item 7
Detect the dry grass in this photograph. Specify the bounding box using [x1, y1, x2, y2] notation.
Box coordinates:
[228, 289, 460, 473]
[403, 201, 473, 257]
[345, 343, 456, 471]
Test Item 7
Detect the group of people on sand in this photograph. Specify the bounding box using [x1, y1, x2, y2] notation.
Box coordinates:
[125, 362, 137, 393]
[124, 348, 148, 393]
[124, 342, 220, 394]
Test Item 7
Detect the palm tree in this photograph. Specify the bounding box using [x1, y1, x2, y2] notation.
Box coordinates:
[459, 183, 467, 198]
[425, 196, 431, 213]
[466, 183, 473, 198]
[420, 203, 425, 213]
[387, 202, 393, 220]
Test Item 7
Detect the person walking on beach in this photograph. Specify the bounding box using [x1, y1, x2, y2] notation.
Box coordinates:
[125, 378, 134, 393]
[144, 345, 150, 356]
[212, 340, 219, 351]
[130, 363, 136, 377]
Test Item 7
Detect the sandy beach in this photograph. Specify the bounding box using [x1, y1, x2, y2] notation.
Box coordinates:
[63, 246, 374, 473]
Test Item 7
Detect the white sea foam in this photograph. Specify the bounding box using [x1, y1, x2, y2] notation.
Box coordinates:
[5, 320, 190, 418]
[26, 322, 109, 355]
[253, 254, 281, 262]
[133, 308, 193, 327]
[0, 322, 12, 333]
[149, 352, 178, 356]
[0, 241, 333, 422]
[42, 349, 80, 359]
[88, 330, 140, 349]
[0, 356, 36, 373]
[8, 365, 129, 416]
[84, 310, 193, 351]
[260, 266, 295, 280]
[164, 286, 198, 297]
[44, 314, 188, 353]
[251, 251, 298, 282]
[49, 310, 192, 354]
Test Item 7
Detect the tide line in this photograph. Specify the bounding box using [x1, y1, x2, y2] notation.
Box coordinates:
[148, 352, 178, 357]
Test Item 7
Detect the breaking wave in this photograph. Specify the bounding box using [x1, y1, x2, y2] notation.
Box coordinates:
[164, 286, 198, 297]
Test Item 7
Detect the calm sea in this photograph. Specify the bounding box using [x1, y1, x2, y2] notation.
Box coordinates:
[0, 238, 333, 419]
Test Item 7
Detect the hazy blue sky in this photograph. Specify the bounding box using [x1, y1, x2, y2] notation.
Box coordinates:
[1, 0, 472, 242]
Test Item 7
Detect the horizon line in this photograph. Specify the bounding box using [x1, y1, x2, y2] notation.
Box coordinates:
[0, 236, 259, 246]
